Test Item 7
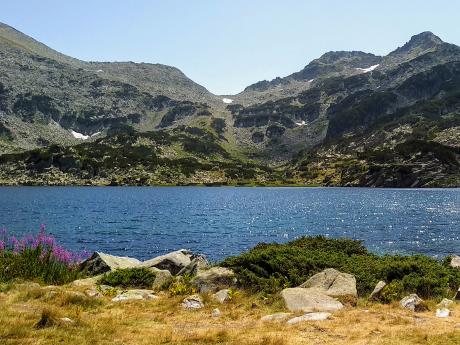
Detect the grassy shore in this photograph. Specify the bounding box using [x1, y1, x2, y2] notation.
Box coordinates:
[0, 230, 459, 344]
[0, 282, 459, 345]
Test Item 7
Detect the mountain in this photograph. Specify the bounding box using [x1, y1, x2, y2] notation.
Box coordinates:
[0, 24, 459, 187]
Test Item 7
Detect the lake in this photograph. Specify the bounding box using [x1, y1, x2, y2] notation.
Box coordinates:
[0, 187, 458, 261]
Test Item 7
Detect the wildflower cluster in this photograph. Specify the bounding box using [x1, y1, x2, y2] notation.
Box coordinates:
[0, 225, 88, 284]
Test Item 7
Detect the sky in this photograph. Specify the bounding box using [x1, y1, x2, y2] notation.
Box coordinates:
[1, 0, 459, 95]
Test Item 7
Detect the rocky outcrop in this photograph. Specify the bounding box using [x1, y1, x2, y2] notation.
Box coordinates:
[299, 268, 358, 298]
[280, 287, 344, 313]
[177, 255, 209, 276]
[80, 252, 141, 275]
[191, 267, 237, 293]
[400, 294, 428, 312]
[141, 249, 207, 276]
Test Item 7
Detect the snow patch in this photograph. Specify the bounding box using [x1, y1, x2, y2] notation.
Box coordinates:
[222, 98, 233, 104]
[71, 130, 100, 140]
[308, 79, 315, 83]
[96, 69, 103, 73]
[355, 64, 380, 73]
[295, 120, 307, 126]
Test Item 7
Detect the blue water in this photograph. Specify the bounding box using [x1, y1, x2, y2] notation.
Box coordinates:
[0, 187, 458, 261]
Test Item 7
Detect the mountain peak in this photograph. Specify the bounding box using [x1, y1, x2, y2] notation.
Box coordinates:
[390, 31, 444, 57]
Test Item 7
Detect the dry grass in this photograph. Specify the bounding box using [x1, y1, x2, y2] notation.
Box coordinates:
[0, 283, 459, 345]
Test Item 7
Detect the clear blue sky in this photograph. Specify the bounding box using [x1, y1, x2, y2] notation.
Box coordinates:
[1, 0, 459, 95]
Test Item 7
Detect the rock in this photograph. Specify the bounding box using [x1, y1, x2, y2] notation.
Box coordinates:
[455, 288, 460, 300]
[79, 252, 141, 275]
[181, 294, 204, 309]
[450, 255, 460, 268]
[212, 289, 230, 304]
[85, 288, 102, 298]
[211, 308, 221, 317]
[59, 317, 74, 324]
[260, 313, 292, 322]
[280, 287, 344, 313]
[299, 268, 357, 298]
[437, 298, 454, 309]
[142, 250, 195, 275]
[70, 275, 102, 288]
[287, 312, 331, 324]
[112, 289, 158, 302]
[436, 308, 450, 318]
[177, 255, 209, 276]
[191, 267, 237, 293]
[148, 267, 173, 291]
[400, 294, 428, 312]
[369, 281, 386, 301]
[99, 285, 115, 293]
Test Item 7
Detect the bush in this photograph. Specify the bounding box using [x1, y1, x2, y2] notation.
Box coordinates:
[0, 226, 84, 285]
[221, 236, 460, 300]
[98, 267, 156, 289]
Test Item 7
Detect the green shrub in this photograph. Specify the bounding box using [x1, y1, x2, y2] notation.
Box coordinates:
[221, 236, 460, 300]
[98, 267, 156, 288]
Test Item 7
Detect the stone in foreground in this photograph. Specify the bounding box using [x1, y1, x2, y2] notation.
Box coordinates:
[369, 281, 386, 301]
[281, 287, 344, 312]
[112, 289, 158, 302]
[192, 267, 237, 293]
[260, 313, 292, 322]
[299, 268, 357, 298]
[211, 308, 221, 317]
[212, 289, 230, 304]
[287, 312, 331, 324]
[80, 252, 141, 275]
[182, 294, 204, 309]
[437, 298, 454, 309]
[400, 294, 427, 312]
[436, 308, 450, 318]
[450, 255, 460, 268]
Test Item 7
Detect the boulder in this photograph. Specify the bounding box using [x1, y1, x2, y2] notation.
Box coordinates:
[437, 298, 454, 309]
[191, 267, 237, 293]
[177, 255, 209, 276]
[369, 281, 386, 301]
[450, 255, 460, 268]
[286, 312, 331, 324]
[181, 294, 204, 309]
[299, 268, 357, 298]
[79, 252, 141, 275]
[70, 275, 102, 288]
[212, 289, 230, 304]
[400, 294, 428, 312]
[260, 313, 292, 322]
[211, 308, 221, 317]
[149, 267, 173, 291]
[142, 250, 195, 275]
[436, 309, 450, 318]
[112, 289, 158, 302]
[85, 288, 102, 298]
[280, 288, 344, 313]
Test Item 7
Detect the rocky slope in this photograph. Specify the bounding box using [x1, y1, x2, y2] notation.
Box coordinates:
[0, 23, 459, 187]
